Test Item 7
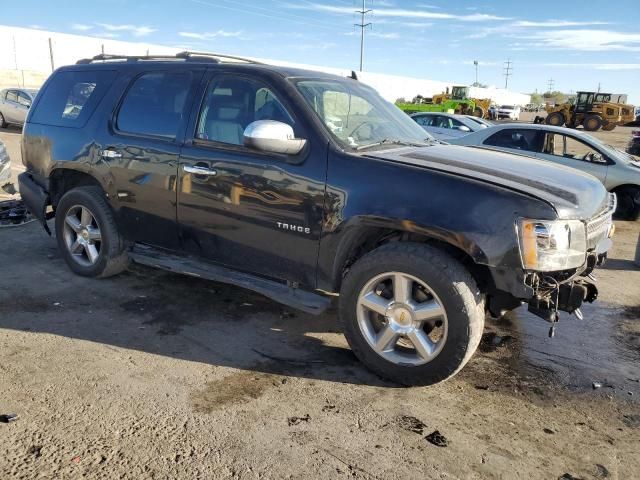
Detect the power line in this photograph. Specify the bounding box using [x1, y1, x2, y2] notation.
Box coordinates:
[503, 59, 513, 89]
[189, 0, 344, 33]
[355, 0, 372, 72]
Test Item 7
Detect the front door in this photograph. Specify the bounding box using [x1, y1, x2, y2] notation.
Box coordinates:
[538, 133, 609, 183]
[177, 72, 327, 287]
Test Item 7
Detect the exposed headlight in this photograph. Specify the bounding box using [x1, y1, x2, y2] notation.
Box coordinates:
[517, 219, 587, 271]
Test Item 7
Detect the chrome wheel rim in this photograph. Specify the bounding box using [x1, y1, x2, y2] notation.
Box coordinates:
[356, 272, 448, 366]
[63, 205, 102, 267]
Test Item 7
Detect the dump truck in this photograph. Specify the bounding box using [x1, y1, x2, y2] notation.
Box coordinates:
[544, 91, 635, 132]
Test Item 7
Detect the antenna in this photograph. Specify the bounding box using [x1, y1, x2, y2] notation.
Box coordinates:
[503, 59, 513, 89]
[355, 0, 372, 72]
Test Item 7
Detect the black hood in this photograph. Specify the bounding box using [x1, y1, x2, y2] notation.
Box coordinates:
[365, 144, 608, 220]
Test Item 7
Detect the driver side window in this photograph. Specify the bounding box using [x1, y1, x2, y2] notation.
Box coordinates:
[550, 134, 604, 163]
[196, 77, 294, 146]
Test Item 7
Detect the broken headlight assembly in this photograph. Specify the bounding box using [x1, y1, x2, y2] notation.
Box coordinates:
[517, 219, 587, 271]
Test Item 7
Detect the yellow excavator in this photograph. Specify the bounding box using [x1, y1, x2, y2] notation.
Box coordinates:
[544, 91, 635, 132]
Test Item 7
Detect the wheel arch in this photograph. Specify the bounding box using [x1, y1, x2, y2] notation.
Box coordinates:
[49, 168, 107, 209]
[327, 218, 492, 293]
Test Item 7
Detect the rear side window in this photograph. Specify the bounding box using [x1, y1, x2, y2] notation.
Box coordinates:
[30, 70, 116, 128]
[484, 128, 544, 152]
[116, 71, 192, 139]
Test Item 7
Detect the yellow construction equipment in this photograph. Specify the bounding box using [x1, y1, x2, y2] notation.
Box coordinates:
[545, 91, 635, 132]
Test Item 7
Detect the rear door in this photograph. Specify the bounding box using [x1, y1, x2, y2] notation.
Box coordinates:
[96, 67, 204, 249]
[177, 70, 327, 286]
[482, 127, 545, 156]
[14, 91, 32, 124]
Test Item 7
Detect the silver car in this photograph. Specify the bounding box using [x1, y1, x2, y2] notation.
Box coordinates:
[410, 112, 487, 141]
[0, 88, 39, 127]
[450, 123, 640, 219]
[0, 139, 10, 186]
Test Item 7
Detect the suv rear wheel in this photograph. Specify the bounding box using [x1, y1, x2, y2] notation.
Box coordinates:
[54, 186, 129, 278]
[340, 243, 485, 386]
[0, 112, 6, 128]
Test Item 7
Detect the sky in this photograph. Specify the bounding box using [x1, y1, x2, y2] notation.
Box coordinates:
[3, 0, 640, 103]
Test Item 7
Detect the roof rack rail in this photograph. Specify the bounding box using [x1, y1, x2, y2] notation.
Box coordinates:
[176, 51, 264, 64]
[76, 53, 218, 64]
[76, 51, 263, 65]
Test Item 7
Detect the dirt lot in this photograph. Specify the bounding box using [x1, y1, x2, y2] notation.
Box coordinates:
[1, 124, 639, 479]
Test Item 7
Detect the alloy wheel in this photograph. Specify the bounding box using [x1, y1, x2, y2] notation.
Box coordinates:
[356, 272, 448, 366]
[62, 205, 102, 267]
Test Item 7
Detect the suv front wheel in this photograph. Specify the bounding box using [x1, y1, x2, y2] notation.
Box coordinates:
[54, 186, 129, 278]
[340, 243, 485, 386]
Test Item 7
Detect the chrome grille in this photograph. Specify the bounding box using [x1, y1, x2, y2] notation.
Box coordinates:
[586, 193, 616, 248]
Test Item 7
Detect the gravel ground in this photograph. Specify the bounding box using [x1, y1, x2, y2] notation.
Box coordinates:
[1, 123, 639, 479]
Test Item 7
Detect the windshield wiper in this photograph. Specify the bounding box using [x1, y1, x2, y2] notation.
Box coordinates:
[355, 138, 430, 151]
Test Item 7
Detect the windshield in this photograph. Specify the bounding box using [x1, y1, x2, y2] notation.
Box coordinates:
[500, 105, 514, 109]
[293, 78, 434, 151]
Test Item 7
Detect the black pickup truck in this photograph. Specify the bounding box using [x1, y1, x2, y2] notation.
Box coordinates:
[18, 52, 615, 385]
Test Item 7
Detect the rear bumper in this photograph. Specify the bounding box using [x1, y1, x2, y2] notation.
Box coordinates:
[0, 161, 10, 185]
[17, 172, 51, 234]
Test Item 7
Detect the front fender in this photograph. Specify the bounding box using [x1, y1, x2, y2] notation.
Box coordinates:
[316, 151, 556, 292]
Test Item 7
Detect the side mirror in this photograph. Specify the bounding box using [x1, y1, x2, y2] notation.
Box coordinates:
[244, 120, 306, 155]
[458, 125, 471, 132]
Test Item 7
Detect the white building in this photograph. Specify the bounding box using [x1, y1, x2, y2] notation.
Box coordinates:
[0, 24, 530, 106]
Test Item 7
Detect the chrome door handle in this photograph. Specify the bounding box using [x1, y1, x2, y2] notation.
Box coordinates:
[101, 149, 122, 159]
[183, 165, 217, 176]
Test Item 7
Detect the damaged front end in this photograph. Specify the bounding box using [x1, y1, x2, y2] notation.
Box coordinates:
[519, 195, 616, 336]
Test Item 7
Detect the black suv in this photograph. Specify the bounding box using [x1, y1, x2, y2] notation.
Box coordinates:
[19, 52, 615, 385]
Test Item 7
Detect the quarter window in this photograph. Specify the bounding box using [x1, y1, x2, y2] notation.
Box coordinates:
[196, 77, 294, 146]
[30, 70, 116, 128]
[117, 71, 192, 139]
[6, 91, 18, 102]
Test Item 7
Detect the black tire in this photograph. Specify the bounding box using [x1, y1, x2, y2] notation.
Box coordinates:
[54, 186, 129, 278]
[583, 114, 603, 132]
[546, 112, 565, 127]
[473, 106, 485, 118]
[0, 111, 6, 128]
[339, 242, 485, 386]
[614, 187, 640, 221]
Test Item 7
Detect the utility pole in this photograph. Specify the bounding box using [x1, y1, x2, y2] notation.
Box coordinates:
[473, 60, 479, 86]
[547, 78, 555, 93]
[503, 59, 513, 89]
[48, 38, 55, 72]
[597, 82, 601, 93]
[355, 0, 372, 72]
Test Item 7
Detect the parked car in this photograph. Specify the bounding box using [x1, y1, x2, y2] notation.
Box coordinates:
[410, 112, 485, 140]
[19, 52, 614, 386]
[463, 115, 493, 128]
[450, 123, 640, 219]
[0, 139, 10, 185]
[0, 88, 39, 127]
[496, 105, 521, 120]
[627, 130, 640, 156]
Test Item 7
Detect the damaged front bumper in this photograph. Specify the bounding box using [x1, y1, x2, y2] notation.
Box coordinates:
[526, 251, 606, 322]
